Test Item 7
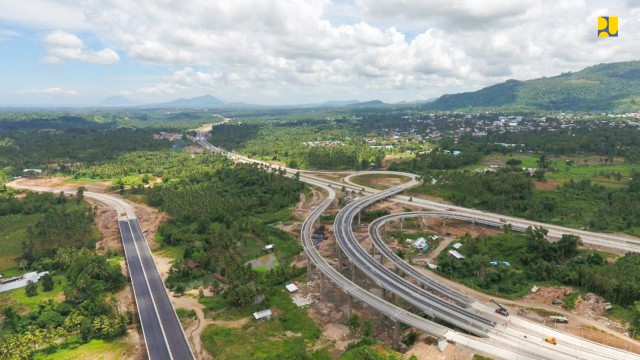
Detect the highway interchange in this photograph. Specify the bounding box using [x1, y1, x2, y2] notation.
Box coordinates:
[196, 126, 640, 360]
[8, 124, 640, 360]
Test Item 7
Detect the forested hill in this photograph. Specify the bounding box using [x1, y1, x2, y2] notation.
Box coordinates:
[424, 60, 640, 112]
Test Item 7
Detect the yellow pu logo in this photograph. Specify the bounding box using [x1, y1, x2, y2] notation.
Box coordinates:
[598, 16, 618, 37]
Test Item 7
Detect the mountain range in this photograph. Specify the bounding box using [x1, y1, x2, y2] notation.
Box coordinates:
[96, 60, 640, 112]
[97, 95, 390, 109]
[425, 60, 640, 112]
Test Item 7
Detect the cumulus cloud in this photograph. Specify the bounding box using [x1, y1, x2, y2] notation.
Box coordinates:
[357, 0, 533, 25]
[14, 87, 78, 95]
[5, 0, 640, 102]
[43, 30, 120, 65]
[0, 0, 88, 29]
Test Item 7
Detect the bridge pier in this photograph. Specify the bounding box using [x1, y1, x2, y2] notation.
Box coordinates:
[358, 211, 361, 225]
[400, 218, 403, 230]
[393, 320, 401, 350]
[319, 273, 324, 295]
[307, 260, 312, 277]
[350, 263, 355, 282]
[347, 294, 353, 319]
[370, 244, 376, 257]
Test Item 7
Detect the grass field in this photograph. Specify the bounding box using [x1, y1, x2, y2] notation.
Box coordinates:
[484, 153, 639, 187]
[0, 275, 66, 311]
[153, 245, 184, 261]
[0, 213, 41, 270]
[32, 338, 134, 360]
[65, 174, 151, 187]
[349, 173, 411, 190]
[201, 289, 325, 359]
[241, 227, 301, 265]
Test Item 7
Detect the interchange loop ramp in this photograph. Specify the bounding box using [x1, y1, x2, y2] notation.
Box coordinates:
[300, 179, 451, 338]
[334, 183, 495, 337]
[197, 129, 640, 359]
[368, 213, 475, 306]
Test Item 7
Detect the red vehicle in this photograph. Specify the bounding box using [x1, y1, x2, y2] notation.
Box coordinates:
[491, 299, 509, 316]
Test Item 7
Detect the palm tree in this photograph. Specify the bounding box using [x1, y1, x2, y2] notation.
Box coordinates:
[24, 326, 43, 351]
[93, 316, 109, 337]
[0, 337, 14, 360]
[41, 328, 57, 353]
[17, 259, 28, 271]
[64, 312, 84, 335]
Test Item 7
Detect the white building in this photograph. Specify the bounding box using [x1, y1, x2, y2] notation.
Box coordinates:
[253, 309, 273, 321]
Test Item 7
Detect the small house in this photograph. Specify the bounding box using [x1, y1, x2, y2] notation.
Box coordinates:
[412, 237, 427, 249]
[448, 250, 465, 260]
[253, 309, 272, 321]
[452, 242, 463, 250]
[263, 244, 275, 252]
[285, 283, 299, 293]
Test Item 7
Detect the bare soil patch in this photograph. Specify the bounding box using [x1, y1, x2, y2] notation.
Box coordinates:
[131, 202, 168, 250]
[170, 293, 214, 360]
[88, 198, 122, 254]
[406, 335, 474, 360]
[13, 176, 112, 193]
[182, 145, 205, 154]
[534, 180, 560, 190]
[381, 154, 412, 169]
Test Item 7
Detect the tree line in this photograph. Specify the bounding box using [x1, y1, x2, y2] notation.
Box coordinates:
[145, 162, 306, 305]
[438, 227, 640, 308]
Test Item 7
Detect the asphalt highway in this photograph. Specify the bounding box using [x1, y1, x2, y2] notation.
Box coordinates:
[333, 183, 496, 337]
[195, 127, 640, 359]
[370, 211, 640, 360]
[8, 183, 193, 360]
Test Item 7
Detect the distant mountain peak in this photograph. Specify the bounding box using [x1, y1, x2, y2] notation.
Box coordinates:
[150, 94, 229, 108]
[424, 60, 640, 112]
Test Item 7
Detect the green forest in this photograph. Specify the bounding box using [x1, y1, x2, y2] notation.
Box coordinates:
[0, 192, 129, 359]
[208, 123, 385, 169]
[437, 227, 640, 328]
[425, 60, 640, 112]
[0, 127, 172, 175]
[413, 167, 640, 235]
[145, 161, 305, 305]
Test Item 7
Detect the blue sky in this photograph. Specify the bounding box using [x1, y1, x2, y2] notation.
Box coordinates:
[0, 0, 638, 106]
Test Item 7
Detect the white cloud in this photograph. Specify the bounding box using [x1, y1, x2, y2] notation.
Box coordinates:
[4, 0, 640, 103]
[0, 0, 88, 30]
[43, 30, 120, 65]
[0, 29, 19, 42]
[14, 87, 78, 95]
[357, 0, 533, 24]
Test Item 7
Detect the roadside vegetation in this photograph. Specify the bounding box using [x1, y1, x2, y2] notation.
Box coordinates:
[0, 192, 129, 359]
[436, 227, 640, 332]
[411, 166, 640, 235]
